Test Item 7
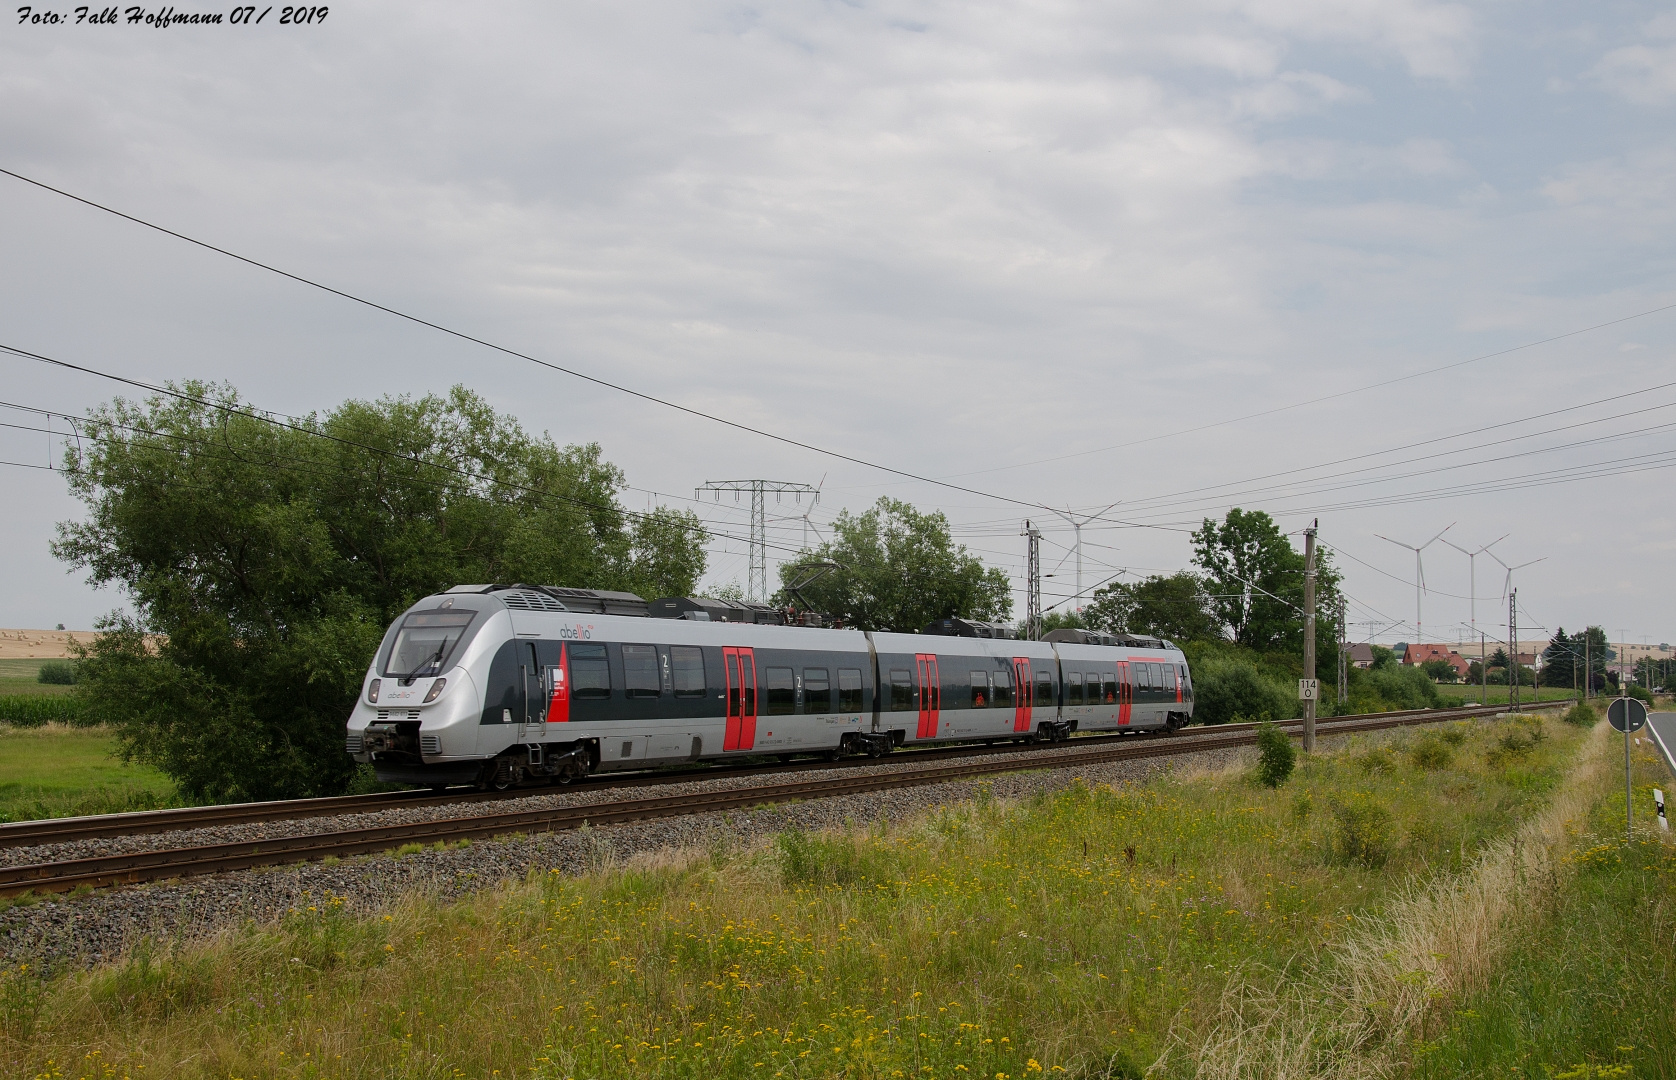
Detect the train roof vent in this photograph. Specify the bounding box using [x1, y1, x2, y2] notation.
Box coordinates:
[498, 589, 570, 613]
[1042, 628, 1102, 645]
[532, 587, 649, 617]
[923, 617, 1018, 639]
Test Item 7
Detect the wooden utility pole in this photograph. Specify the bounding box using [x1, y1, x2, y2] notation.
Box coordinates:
[1303, 521, 1317, 752]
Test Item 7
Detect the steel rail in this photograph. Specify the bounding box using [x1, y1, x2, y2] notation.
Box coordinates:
[0, 701, 1561, 897]
[0, 701, 1520, 848]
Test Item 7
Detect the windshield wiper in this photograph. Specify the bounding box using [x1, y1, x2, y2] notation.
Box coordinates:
[389, 643, 449, 680]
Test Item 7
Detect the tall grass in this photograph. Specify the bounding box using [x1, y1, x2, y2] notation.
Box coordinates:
[0, 717, 1590, 1080]
[1187, 719, 1614, 1080]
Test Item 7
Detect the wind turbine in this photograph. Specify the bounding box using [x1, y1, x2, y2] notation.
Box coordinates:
[1049, 502, 1121, 612]
[1487, 550, 1546, 658]
[1375, 523, 1454, 650]
[1440, 534, 1506, 661]
[1488, 551, 1545, 604]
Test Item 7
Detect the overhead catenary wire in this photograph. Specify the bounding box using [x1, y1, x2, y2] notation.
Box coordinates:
[0, 167, 1187, 527]
[0, 351, 819, 561]
[14, 166, 1672, 538]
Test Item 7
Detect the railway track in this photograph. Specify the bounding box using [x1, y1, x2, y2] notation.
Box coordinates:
[0, 701, 1538, 849]
[0, 700, 1561, 897]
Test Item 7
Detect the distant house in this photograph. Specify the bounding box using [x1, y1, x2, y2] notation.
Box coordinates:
[1347, 643, 1376, 669]
[1402, 643, 1472, 679]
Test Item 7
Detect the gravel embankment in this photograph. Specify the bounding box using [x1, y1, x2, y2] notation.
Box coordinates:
[0, 739, 1266, 969]
[0, 733, 1261, 869]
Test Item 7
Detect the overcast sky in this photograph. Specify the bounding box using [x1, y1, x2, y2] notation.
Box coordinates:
[3, 0, 1674, 650]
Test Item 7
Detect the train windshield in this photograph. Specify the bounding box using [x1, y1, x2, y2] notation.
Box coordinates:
[385, 610, 478, 677]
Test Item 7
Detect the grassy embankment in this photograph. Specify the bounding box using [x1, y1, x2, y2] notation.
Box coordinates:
[3, 707, 1659, 1080]
[0, 659, 176, 822]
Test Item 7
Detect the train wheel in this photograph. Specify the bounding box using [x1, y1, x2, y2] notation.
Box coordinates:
[429, 784, 448, 794]
[825, 748, 843, 762]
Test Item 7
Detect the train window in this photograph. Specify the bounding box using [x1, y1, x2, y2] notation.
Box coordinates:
[1066, 672, 1083, 706]
[623, 645, 660, 699]
[570, 644, 611, 700]
[838, 669, 863, 712]
[1035, 670, 1053, 706]
[1153, 663, 1166, 691]
[969, 671, 989, 708]
[385, 610, 476, 678]
[765, 667, 796, 715]
[993, 667, 1013, 708]
[671, 646, 706, 699]
[1103, 673, 1117, 704]
[804, 668, 831, 713]
[890, 669, 914, 710]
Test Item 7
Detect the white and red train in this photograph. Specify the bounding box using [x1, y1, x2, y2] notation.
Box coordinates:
[347, 585, 1194, 789]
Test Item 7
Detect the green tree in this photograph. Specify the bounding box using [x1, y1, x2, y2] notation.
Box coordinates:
[1083, 572, 1221, 643]
[776, 497, 1011, 632]
[56, 383, 706, 802]
[1541, 629, 1576, 688]
[1420, 658, 1458, 683]
[1190, 509, 1341, 654]
[1579, 626, 1613, 690]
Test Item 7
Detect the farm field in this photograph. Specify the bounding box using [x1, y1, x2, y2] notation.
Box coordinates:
[0, 724, 178, 823]
[0, 659, 73, 699]
[1432, 683, 1580, 705]
[1, 709, 1663, 1079]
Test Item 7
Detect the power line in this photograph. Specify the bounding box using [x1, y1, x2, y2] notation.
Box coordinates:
[935, 301, 1676, 480]
[0, 348, 818, 561]
[0, 167, 1131, 520]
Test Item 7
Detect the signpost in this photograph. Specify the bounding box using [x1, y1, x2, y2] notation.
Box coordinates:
[1298, 679, 1318, 702]
[1608, 696, 1648, 841]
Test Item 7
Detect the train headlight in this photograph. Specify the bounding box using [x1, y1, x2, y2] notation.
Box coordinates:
[422, 678, 447, 704]
[368, 678, 381, 704]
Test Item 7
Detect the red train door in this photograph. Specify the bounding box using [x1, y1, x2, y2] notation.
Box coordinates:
[915, 653, 940, 738]
[1012, 657, 1033, 732]
[1118, 661, 1132, 726]
[723, 647, 757, 751]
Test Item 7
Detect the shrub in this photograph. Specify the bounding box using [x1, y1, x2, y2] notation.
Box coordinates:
[1354, 746, 1397, 775]
[1191, 656, 1295, 726]
[1563, 701, 1597, 727]
[1627, 685, 1654, 707]
[35, 661, 76, 685]
[1329, 796, 1393, 868]
[1408, 735, 1453, 771]
[1254, 721, 1296, 788]
[1364, 664, 1442, 710]
[1438, 725, 1468, 746]
[775, 829, 882, 887]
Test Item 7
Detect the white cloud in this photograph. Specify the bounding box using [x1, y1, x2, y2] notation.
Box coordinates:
[0, 0, 1673, 638]
[1592, 10, 1676, 103]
